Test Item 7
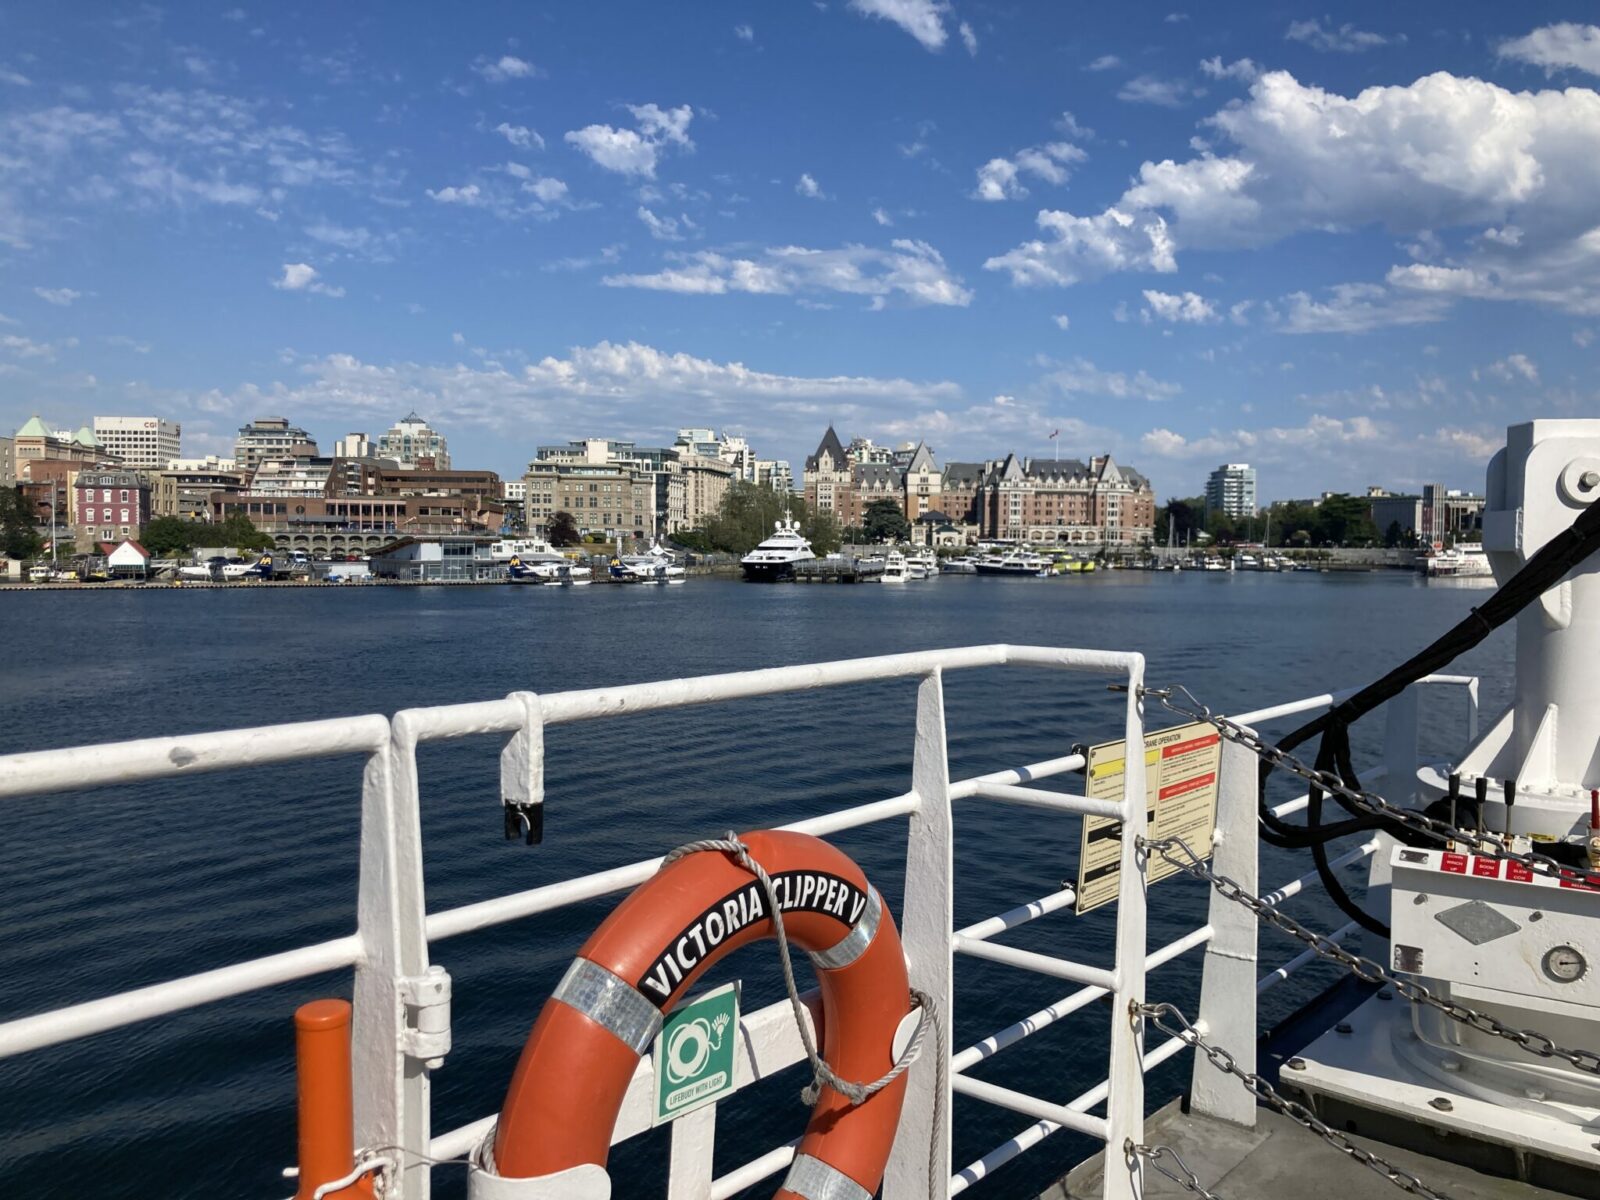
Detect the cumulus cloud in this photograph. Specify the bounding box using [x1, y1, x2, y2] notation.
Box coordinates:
[1500, 23, 1600, 76]
[972, 141, 1087, 201]
[272, 262, 343, 297]
[1200, 56, 1261, 82]
[1042, 355, 1182, 402]
[1086, 54, 1122, 71]
[1141, 414, 1381, 460]
[494, 122, 543, 150]
[34, 286, 82, 306]
[0, 65, 30, 87]
[848, 0, 951, 52]
[474, 55, 537, 83]
[565, 102, 693, 178]
[1141, 289, 1216, 323]
[1053, 314, 1071, 330]
[1117, 75, 1191, 107]
[603, 239, 973, 308]
[796, 172, 825, 199]
[1278, 283, 1449, 333]
[1479, 353, 1540, 383]
[872, 207, 893, 226]
[984, 69, 1600, 315]
[734, 23, 755, 42]
[1284, 18, 1392, 53]
[959, 21, 978, 56]
[637, 206, 695, 241]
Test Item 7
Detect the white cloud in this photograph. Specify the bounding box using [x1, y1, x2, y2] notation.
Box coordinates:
[734, 23, 755, 42]
[1165, 12, 1190, 22]
[1285, 18, 1392, 53]
[104, 334, 152, 353]
[34, 287, 82, 306]
[603, 239, 973, 308]
[972, 141, 1087, 201]
[1574, 328, 1595, 348]
[523, 176, 568, 204]
[872, 206, 893, 226]
[1117, 75, 1190, 107]
[272, 262, 343, 297]
[0, 66, 31, 87]
[1141, 289, 1216, 323]
[1, 332, 77, 361]
[1278, 283, 1448, 334]
[985, 69, 1600, 316]
[796, 172, 825, 199]
[1141, 414, 1382, 461]
[427, 183, 484, 206]
[1043, 355, 1181, 401]
[494, 122, 544, 150]
[959, 21, 978, 56]
[474, 55, 537, 83]
[1052, 314, 1071, 330]
[565, 103, 693, 178]
[1200, 56, 1261, 82]
[848, 0, 951, 52]
[1086, 54, 1122, 71]
[637, 206, 695, 241]
[1500, 24, 1600, 76]
[1481, 353, 1540, 383]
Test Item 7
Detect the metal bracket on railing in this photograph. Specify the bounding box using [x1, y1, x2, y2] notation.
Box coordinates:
[500, 691, 545, 846]
[399, 965, 452, 1069]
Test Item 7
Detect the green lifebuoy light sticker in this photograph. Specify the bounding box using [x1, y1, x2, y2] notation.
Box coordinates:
[652, 981, 740, 1125]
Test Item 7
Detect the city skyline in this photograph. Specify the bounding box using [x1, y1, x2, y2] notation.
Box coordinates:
[2, 2, 1591, 500]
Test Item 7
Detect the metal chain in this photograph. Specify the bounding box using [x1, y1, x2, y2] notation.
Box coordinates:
[1148, 684, 1596, 887]
[1139, 834, 1600, 1075]
[1135, 1003, 1449, 1200]
[1125, 1143, 1224, 1199]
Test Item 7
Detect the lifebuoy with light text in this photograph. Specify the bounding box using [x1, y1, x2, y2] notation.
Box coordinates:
[487, 829, 913, 1199]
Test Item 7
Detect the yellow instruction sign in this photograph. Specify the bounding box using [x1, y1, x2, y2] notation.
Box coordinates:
[1074, 722, 1223, 914]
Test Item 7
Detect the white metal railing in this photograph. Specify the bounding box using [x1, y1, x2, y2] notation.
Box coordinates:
[0, 648, 1481, 1200]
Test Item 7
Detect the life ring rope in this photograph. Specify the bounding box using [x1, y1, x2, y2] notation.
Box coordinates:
[661, 832, 934, 1107]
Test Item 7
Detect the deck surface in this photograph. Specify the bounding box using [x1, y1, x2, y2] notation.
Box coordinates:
[1049, 1098, 1568, 1200]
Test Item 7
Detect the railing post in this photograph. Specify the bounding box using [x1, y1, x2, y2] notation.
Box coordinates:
[885, 669, 953, 1199]
[1189, 737, 1259, 1126]
[1104, 659, 1147, 1200]
[352, 720, 435, 1199]
[1382, 686, 1420, 807]
[666, 1105, 716, 1199]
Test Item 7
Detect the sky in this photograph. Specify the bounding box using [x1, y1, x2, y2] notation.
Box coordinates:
[2, 2, 1599, 502]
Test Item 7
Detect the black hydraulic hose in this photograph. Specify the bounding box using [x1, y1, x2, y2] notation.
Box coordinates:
[1256, 499, 1600, 937]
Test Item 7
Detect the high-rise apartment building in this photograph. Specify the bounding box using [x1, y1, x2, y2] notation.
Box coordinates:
[376, 412, 450, 470]
[235, 417, 314, 473]
[92, 416, 181, 471]
[333, 432, 372, 459]
[1204, 463, 1257, 519]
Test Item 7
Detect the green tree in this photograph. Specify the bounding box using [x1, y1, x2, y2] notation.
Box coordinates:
[0, 486, 43, 560]
[801, 507, 841, 556]
[862, 499, 911, 543]
[219, 512, 275, 551]
[1383, 520, 1406, 549]
[142, 515, 201, 557]
[1153, 496, 1205, 545]
[547, 510, 581, 546]
[696, 482, 831, 554]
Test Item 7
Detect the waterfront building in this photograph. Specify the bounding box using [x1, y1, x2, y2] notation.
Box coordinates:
[503, 480, 526, 505]
[234, 417, 314, 474]
[1204, 462, 1257, 519]
[92, 416, 181, 470]
[368, 535, 502, 582]
[249, 451, 334, 498]
[981, 454, 1155, 546]
[211, 493, 495, 555]
[680, 453, 735, 530]
[903, 442, 941, 521]
[152, 459, 249, 521]
[333, 432, 372, 459]
[14, 415, 119, 479]
[845, 462, 900, 528]
[527, 438, 681, 536]
[846, 437, 892, 467]
[940, 463, 984, 529]
[376, 412, 450, 470]
[74, 468, 151, 545]
[1370, 494, 1423, 543]
[1420, 483, 1485, 544]
[754, 459, 793, 493]
[802, 426, 853, 518]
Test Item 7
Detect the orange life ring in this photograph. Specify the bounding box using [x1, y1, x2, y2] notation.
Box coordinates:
[490, 830, 912, 1198]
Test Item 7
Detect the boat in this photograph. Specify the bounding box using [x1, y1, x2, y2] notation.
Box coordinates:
[1198, 556, 1228, 572]
[908, 550, 938, 579]
[973, 549, 1047, 575]
[940, 555, 977, 574]
[1237, 553, 1261, 571]
[11, 422, 1600, 1200]
[1421, 542, 1493, 577]
[740, 518, 815, 581]
[1058, 557, 1097, 574]
[879, 550, 910, 582]
[608, 542, 686, 584]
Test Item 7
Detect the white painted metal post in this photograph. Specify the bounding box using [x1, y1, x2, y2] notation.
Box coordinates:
[1189, 737, 1259, 1126]
[666, 1105, 716, 1199]
[1103, 661, 1148, 1200]
[352, 721, 436, 1199]
[1381, 687, 1420, 807]
[885, 670, 953, 1199]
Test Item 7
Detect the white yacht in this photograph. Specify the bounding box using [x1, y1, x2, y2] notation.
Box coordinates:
[973, 549, 1047, 576]
[1421, 543, 1492, 577]
[739, 519, 815, 581]
[879, 550, 910, 583]
[908, 549, 938, 579]
[940, 555, 977, 574]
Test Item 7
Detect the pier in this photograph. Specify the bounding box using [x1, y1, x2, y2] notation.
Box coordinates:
[791, 556, 886, 583]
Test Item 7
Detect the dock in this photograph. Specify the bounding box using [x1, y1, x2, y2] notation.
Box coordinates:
[792, 557, 886, 583]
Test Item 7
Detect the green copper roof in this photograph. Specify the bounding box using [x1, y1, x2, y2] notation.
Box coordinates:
[72, 426, 101, 446]
[15, 415, 50, 437]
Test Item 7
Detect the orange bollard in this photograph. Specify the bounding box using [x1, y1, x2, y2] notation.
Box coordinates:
[294, 999, 373, 1200]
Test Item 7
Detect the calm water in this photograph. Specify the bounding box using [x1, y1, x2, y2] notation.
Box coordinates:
[0, 572, 1512, 1199]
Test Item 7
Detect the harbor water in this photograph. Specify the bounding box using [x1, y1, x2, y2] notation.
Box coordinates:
[0, 572, 1512, 1198]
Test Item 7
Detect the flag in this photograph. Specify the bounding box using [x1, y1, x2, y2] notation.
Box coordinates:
[1047, 429, 1059, 439]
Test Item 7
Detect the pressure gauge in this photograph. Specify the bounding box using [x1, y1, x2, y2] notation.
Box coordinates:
[1542, 945, 1587, 984]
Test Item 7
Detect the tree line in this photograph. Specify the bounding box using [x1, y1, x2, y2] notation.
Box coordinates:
[1154, 493, 1383, 548]
[670, 481, 842, 555]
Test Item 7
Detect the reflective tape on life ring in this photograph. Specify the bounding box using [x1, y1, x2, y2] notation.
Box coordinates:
[782, 1154, 873, 1200]
[551, 958, 662, 1056]
[808, 886, 881, 972]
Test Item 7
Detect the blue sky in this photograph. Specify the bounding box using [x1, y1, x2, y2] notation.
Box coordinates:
[2, 2, 1598, 501]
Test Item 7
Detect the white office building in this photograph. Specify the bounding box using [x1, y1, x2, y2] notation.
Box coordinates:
[376, 412, 450, 470]
[92, 416, 181, 470]
[235, 417, 315, 473]
[1204, 462, 1257, 519]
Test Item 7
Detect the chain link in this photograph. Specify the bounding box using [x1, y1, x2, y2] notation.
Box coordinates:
[1125, 1142, 1225, 1198]
[1134, 1003, 1450, 1200]
[1150, 685, 1598, 888]
[1138, 834, 1600, 1074]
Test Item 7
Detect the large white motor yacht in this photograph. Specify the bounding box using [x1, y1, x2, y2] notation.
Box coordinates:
[739, 519, 815, 581]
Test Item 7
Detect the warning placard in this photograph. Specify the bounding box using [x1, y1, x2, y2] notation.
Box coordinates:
[1074, 722, 1222, 914]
